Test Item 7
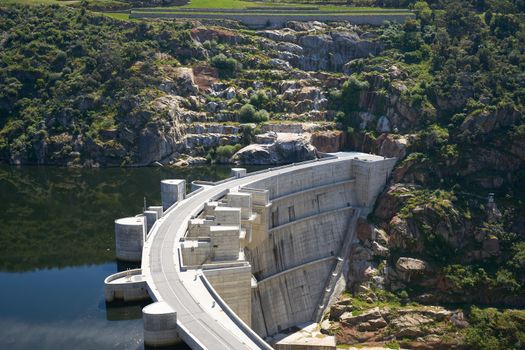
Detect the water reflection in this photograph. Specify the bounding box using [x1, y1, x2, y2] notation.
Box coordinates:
[105, 300, 151, 321]
[0, 165, 232, 272]
[0, 165, 237, 349]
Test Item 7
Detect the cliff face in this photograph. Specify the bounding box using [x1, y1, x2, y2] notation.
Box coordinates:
[310, 130, 346, 153]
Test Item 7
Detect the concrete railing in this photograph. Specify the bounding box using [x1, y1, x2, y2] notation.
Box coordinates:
[177, 247, 186, 272]
[177, 322, 208, 350]
[191, 156, 338, 188]
[104, 268, 149, 303]
[164, 180, 209, 216]
[145, 181, 209, 242]
[202, 261, 251, 270]
[146, 218, 161, 241]
[104, 268, 142, 284]
[186, 185, 206, 198]
[199, 274, 273, 350]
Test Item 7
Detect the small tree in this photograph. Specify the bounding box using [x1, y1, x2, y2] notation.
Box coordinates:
[238, 104, 269, 123]
[254, 109, 269, 122]
[239, 104, 257, 123]
[210, 53, 239, 78]
[341, 76, 369, 115]
[249, 90, 269, 109]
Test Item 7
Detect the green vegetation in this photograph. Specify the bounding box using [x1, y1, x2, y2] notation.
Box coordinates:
[215, 144, 242, 158]
[1, 2, 524, 340]
[464, 307, 525, 350]
[0, 5, 200, 165]
[4, 0, 132, 11]
[210, 53, 240, 78]
[238, 104, 270, 123]
[384, 341, 401, 349]
[5, 0, 411, 14]
[346, 288, 406, 312]
[335, 75, 370, 129]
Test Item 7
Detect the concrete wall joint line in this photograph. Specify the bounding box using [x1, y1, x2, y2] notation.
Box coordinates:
[270, 178, 356, 202]
[256, 256, 337, 285]
[268, 206, 354, 233]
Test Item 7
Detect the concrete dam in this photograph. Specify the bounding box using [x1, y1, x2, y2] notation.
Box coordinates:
[104, 152, 396, 349]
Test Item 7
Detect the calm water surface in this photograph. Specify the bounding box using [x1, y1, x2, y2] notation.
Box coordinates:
[0, 165, 236, 350]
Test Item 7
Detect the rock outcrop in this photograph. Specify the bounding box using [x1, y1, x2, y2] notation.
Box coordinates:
[327, 295, 462, 349]
[232, 132, 317, 165]
[310, 130, 345, 153]
[257, 27, 380, 72]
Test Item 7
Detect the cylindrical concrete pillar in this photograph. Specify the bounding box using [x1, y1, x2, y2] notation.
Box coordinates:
[143, 301, 181, 347]
[161, 179, 186, 210]
[231, 168, 247, 178]
[143, 210, 158, 234]
[115, 216, 145, 262]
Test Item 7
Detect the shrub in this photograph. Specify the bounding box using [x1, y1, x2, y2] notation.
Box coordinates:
[210, 53, 239, 78]
[341, 75, 369, 114]
[249, 90, 269, 109]
[255, 109, 269, 122]
[239, 104, 256, 122]
[215, 144, 242, 159]
[465, 307, 525, 350]
[238, 104, 269, 123]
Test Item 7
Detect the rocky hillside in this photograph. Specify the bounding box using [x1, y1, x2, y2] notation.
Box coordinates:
[0, 5, 391, 166]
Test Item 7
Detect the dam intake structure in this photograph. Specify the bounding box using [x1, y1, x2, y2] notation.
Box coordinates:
[104, 152, 396, 349]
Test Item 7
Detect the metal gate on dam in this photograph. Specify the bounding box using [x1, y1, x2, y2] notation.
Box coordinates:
[104, 152, 396, 350]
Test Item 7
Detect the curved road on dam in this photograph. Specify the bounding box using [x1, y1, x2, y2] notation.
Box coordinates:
[142, 154, 361, 350]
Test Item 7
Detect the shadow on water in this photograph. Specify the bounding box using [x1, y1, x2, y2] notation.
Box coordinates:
[105, 299, 152, 321]
[117, 260, 142, 272]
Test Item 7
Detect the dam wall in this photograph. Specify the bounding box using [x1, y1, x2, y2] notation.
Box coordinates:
[203, 265, 253, 326]
[248, 208, 354, 280]
[107, 153, 396, 349]
[244, 156, 395, 338]
[252, 258, 335, 336]
[130, 12, 414, 29]
[269, 180, 355, 227]
[247, 160, 353, 200]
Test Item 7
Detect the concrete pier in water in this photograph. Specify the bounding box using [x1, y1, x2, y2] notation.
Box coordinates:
[114, 217, 145, 262]
[104, 152, 396, 349]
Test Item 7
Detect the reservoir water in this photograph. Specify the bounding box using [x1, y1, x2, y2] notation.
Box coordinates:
[0, 165, 235, 350]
